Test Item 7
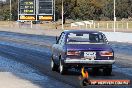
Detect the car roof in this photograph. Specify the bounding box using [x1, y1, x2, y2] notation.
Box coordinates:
[63, 30, 103, 34]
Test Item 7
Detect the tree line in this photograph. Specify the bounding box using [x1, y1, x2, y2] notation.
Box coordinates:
[0, 0, 132, 22]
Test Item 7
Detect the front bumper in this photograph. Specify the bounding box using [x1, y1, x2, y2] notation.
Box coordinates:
[64, 59, 115, 65]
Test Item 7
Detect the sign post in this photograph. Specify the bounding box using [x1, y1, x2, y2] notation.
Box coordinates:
[9, 0, 12, 27]
[114, 0, 116, 32]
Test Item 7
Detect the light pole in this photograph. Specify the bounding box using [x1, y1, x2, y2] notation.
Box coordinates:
[10, 0, 12, 21]
[62, 0, 64, 29]
[36, 0, 38, 21]
[114, 0, 116, 32]
[54, 0, 55, 21]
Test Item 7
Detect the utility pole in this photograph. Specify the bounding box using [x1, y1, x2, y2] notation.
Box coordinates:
[54, 0, 55, 21]
[114, 0, 116, 32]
[36, 0, 38, 21]
[62, 0, 64, 29]
[10, 0, 12, 21]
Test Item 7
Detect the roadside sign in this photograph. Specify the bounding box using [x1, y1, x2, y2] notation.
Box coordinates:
[18, 0, 54, 21]
[38, 16, 53, 21]
[38, 0, 53, 15]
[38, 0, 53, 21]
[19, 15, 36, 20]
[19, 0, 35, 14]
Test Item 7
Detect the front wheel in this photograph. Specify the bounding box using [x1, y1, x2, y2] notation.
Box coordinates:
[59, 60, 67, 75]
[51, 58, 58, 71]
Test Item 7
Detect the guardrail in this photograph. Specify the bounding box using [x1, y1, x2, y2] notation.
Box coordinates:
[71, 21, 132, 30]
[71, 20, 93, 29]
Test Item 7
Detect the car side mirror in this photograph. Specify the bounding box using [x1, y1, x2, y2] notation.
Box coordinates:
[56, 36, 58, 43]
[107, 42, 109, 44]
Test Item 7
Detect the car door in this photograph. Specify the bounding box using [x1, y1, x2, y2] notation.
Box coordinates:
[57, 33, 66, 60]
[52, 32, 65, 63]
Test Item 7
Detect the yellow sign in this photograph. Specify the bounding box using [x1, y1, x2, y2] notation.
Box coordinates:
[24, 10, 34, 13]
[24, 2, 33, 5]
[39, 16, 53, 21]
[20, 16, 35, 20]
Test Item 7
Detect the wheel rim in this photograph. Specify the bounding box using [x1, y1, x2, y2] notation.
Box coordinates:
[51, 59, 54, 69]
[60, 61, 63, 73]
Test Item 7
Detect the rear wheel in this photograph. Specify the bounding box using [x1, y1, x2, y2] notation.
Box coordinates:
[51, 58, 58, 71]
[103, 66, 112, 76]
[92, 67, 99, 75]
[80, 78, 89, 87]
[59, 60, 67, 75]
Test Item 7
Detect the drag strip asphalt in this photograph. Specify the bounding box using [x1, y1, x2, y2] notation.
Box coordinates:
[0, 31, 131, 88]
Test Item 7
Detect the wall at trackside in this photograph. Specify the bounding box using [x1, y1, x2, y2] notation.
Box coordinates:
[102, 32, 132, 43]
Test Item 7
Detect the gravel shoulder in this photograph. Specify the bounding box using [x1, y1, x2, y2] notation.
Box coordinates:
[0, 54, 74, 88]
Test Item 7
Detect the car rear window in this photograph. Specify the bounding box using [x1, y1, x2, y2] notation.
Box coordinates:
[67, 32, 107, 44]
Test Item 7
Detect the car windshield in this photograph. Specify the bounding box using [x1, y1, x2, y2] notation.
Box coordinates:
[67, 32, 107, 44]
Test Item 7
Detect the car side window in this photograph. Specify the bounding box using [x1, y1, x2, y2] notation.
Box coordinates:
[58, 33, 65, 45]
[61, 34, 66, 45]
[56, 33, 63, 44]
[102, 34, 108, 44]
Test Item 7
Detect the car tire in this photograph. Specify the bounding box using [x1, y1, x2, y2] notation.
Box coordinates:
[80, 78, 89, 87]
[51, 58, 58, 71]
[92, 67, 99, 75]
[103, 66, 112, 76]
[59, 60, 67, 75]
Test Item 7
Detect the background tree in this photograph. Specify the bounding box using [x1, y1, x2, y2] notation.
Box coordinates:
[0, 0, 18, 21]
[55, 0, 78, 23]
[0, 0, 132, 21]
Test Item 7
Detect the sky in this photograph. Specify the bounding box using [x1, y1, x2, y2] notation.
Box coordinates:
[1, 0, 6, 1]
